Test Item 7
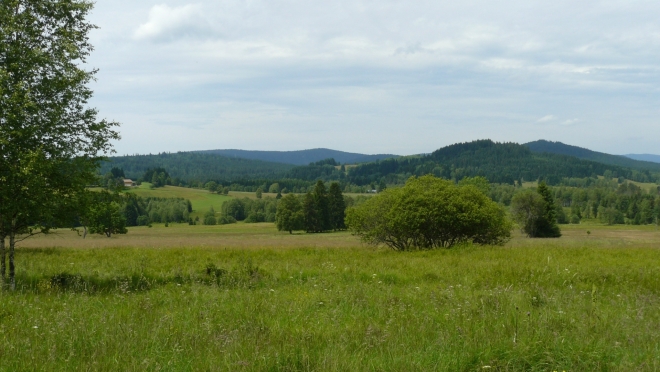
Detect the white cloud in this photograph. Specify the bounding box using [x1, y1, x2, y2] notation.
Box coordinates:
[85, 0, 660, 155]
[134, 4, 212, 41]
[537, 115, 556, 123]
[561, 119, 579, 126]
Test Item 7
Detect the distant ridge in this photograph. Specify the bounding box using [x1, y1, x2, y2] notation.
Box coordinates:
[524, 140, 660, 172]
[624, 154, 660, 164]
[197, 148, 398, 166]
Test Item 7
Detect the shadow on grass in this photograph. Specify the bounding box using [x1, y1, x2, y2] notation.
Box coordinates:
[11, 259, 270, 295]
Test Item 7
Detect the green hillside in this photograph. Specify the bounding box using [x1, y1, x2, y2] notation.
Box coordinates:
[199, 148, 398, 165]
[525, 140, 660, 172]
[101, 152, 294, 183]
[625, 153, 660, 164]
[345, 140, 660, 185]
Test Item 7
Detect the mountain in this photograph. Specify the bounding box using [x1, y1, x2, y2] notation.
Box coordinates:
[197, 148, 398, 166]
[624, 154, 660, 164]
[524, 140, 660, 172]
[344, 140, 659, 186]
[100, 152, 294, 183]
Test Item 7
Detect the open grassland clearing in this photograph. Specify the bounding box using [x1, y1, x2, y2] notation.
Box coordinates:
[2, 224, 660, 370]
[123, 183, 231, 219]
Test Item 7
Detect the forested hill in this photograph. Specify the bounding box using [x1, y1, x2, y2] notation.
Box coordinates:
[100, 152, 294, 183]
[197, 148, 398, 165]
[524, 140, 660, 172]
[625, 154, 660, 164]
[344, 140, 659, 185]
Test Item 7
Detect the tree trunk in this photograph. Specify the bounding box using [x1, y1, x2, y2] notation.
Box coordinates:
[0, 235, 5, 288]
[9, 231, 15, 291]
[83, 225, 87, 239]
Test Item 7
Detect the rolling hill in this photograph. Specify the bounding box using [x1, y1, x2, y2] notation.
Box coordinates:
[345, 140, 659, 185]
[197, 148, 398, 165]
[100, 152, 294, 183]
[625, 154, 660, 164]
[524, 140, 660, 172]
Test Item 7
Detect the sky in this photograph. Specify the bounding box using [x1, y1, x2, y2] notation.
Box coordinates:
[86, 0, 660, 156]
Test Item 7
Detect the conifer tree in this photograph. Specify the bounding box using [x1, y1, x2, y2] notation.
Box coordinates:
[535, 182, 562, 237]
[312, 180, 330, 231]
[328, 182, 346, 230]
[303, 192, 320, 232]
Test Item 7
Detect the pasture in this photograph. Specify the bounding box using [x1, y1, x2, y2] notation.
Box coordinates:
[2, 223, 660, 371]
[124, 184, 232, 220]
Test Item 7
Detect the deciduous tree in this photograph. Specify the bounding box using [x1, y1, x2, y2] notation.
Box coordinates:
[275, 194, 304, 234]
[346, 175, 511, 250]
[0, 0, 120, 288]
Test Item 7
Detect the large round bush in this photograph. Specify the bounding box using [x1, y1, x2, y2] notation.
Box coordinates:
[345, 175, 512, 250]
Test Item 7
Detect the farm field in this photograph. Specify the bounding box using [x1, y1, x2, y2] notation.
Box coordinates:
[2, 223, 660, 371]
[123, 183, 232, 220]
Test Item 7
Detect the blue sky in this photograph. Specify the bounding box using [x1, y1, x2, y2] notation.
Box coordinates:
[87, 0, 660, 156]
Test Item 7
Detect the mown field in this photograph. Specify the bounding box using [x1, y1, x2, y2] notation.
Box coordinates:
[123, 184, 232, 220]
[2, 223, 660, 371]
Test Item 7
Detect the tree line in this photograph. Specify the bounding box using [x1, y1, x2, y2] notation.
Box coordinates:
[276, 181, 347, 234]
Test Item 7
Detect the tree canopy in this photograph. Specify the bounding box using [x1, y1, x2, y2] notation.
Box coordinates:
[0, 0, 120, 288]
[346, 176, 512, 250]
[510, 182, 562, 237]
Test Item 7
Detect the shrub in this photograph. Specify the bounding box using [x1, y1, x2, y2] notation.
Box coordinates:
[345, 175, 512, 250]
[217, 215, 237, 225]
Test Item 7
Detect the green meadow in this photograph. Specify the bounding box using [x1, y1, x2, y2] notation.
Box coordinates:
[124, 183, 232, 220]
[2, 223, 660, 371]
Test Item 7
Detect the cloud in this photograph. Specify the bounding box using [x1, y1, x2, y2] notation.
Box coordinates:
[537, 115, 556, 123]
[87, 0, 660, 155]
[134, 4, 213, 42]
[561, 119, 579, 126]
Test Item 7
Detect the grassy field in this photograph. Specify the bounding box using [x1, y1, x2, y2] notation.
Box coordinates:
[124, 183, 232, 219]
[2, 223, 660, 370]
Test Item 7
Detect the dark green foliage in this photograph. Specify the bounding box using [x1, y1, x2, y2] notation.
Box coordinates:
[346, 140, 660, 186]
[101, 153, 294, 184]
[110, 167, 125, 179]
[143, 168, 171, 188]
[328, 182, 346, 230]
[220, 198, 277, 223]
[205, 181, 218, 192]
[86, 193, 128, 238]
[525, 140, 660, 173]
[312, 181, 330, 231]
[217, 215, 237, 225]
[312, 158, 339, 166]
[535, 182, 562, 237]
[286, 163, 342, 182]
[346, 175, 512, 250]
[303, 193, 320, 233]
[203, 207, 217, 225]
[275, 194, 304, 233]
[198, 148, 397, 165]
[510, 183, 561, 237]
[222, 199, 246, 221]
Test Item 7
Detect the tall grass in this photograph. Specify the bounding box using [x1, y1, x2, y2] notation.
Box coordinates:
[2, 233, 660, 370]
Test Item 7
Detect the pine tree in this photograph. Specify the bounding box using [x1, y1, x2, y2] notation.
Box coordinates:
[303, 192, 319, 233]
[312, 180, 330, 231]
[328, 182, 346, 230]
[535, 182, 561, 237]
